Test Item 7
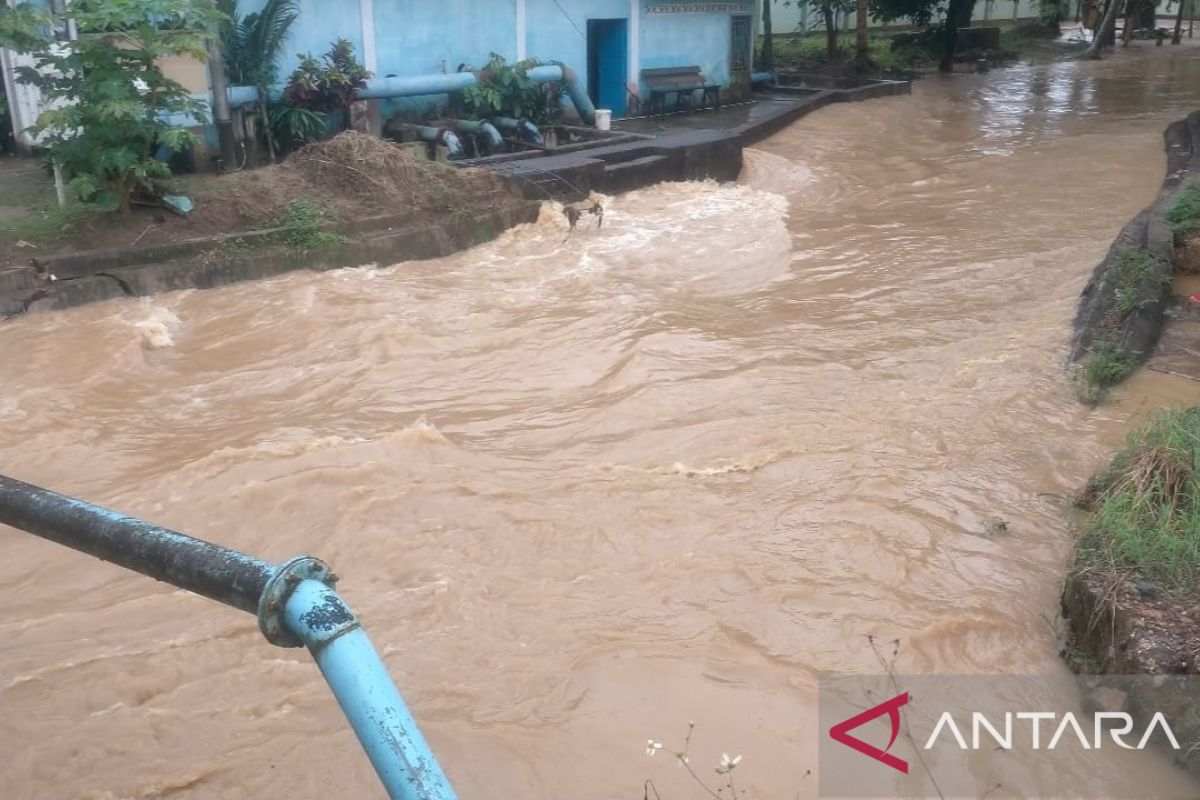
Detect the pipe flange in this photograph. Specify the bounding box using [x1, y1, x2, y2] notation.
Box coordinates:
[257, 555, 338, 648]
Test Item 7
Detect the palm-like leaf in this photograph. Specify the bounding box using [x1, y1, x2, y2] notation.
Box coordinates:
[220, 0, 298, 89]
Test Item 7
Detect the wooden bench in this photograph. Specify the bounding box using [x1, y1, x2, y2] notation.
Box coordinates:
[641, 66, 719, 116]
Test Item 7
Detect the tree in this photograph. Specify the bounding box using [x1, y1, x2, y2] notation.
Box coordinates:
[218, 0, 299, 161]
[855, 0, 870, 71]
[762, 0, 775, 72]
[1083, 0, 1123, 57]
[0, 2, 49, 53]
[938, 0, 976, 72]
[1038, 0, 1068, 35]
[15, 0, 224, 213]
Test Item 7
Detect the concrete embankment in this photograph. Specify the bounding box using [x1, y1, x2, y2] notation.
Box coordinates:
[0, 79, 909, 317]
[1068, 110, 1200, 401]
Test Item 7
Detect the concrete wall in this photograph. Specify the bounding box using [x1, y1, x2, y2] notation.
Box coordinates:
[641, 7, 740, 87]
[373, 0, 519, 76]
[246, 0, 752, 115]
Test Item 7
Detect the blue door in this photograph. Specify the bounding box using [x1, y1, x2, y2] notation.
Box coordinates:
[587, 19, 628, 116]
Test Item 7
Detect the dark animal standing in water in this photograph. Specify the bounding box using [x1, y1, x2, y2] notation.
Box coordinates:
[563, 201, 605, 233]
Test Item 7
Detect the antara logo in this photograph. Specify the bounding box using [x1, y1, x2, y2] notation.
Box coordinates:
[828, 692, 1181, 773]
[923, 711, 1181, 751]
[828, 692, 910, 774]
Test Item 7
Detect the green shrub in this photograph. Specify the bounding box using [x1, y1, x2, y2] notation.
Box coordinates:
[1167, 183, 1200, 237]
[269, 200, 345, 250]
[462, 53, 564, 124]
[282, 39, 370, 117]
[1084, 408, 1200, 588]
[1111, 248, 1165, 316]
[1076, 341, 1136, 405]
[14, 0, 223, 213]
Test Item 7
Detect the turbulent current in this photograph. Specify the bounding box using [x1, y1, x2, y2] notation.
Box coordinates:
[2, 44, 1200, 799]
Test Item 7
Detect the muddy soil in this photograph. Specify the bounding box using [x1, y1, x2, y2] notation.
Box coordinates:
[0, 133, 517, 268]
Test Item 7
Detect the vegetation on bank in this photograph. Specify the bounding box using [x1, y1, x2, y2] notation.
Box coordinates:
[1077, 340, 1137, 404]
[759, 19, 1080, 76]
[1079, 408, 1200, 588]
[1168, 183, 1200, 237]
[1074, 248, 1169, 404]
[763, 29, 937, 72]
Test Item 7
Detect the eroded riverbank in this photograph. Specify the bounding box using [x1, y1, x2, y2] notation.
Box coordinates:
[2, 44, 1200, 800]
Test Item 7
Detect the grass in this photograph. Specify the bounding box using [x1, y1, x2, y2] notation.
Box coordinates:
[267, 200, 346, 251]
[1076, 340, 1137, 405]
[1167, 183, 1200, 237]
[0, 200, 99, 249]
[1111, 248, 1166, 316]
[1082, 408, 1200, 588]
[763, 30, 937, 73]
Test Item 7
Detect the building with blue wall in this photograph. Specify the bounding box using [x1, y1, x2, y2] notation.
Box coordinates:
[246, 0, 758, 117]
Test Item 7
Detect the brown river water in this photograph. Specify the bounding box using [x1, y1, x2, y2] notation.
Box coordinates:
[3, 45, 1200, 800]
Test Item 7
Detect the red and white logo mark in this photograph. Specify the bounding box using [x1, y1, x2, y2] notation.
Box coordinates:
[829, 692, 910, 774]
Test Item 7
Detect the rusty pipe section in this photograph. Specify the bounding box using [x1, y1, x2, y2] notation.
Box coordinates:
[0, 474, 274, 613]
[0, 474, 458, 800]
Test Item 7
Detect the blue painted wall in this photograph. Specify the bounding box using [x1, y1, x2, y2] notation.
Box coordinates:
[525, 0, 627, 83]
[242, 0, 365, 70]
[373, 0, 517, 77]
[234, 0, 749, 118]
[641, 11, 737, 87]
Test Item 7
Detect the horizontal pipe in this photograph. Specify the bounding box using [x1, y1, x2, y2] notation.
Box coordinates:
[414, 126, 464, 158]
[0, 474, 458, 800]
[450, 119, 503, 151]
[284, 579, 457, 800]
[356, 72, 477, 101]
[492, 116, 544, 146]
[227, 63, 598, 126]
[0, 475, 274, 614]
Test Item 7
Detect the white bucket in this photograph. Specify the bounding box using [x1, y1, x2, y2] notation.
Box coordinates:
[595, 109, 612, 131]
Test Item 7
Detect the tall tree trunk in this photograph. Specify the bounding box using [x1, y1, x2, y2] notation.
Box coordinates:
[1083, 0, 1123, 56]
[258, 90, 277, 164]
[761, 0, 775, 71]
[938, 0, 975, 72]
[822, 4, 838, 61]
[1173, 0, 1186, 42]
[854, 0, 869, 72]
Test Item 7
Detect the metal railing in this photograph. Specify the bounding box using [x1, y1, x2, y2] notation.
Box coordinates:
[0, 474, 457, 800]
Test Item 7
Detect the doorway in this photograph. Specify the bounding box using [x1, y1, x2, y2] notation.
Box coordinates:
[586, 18, 628, 117]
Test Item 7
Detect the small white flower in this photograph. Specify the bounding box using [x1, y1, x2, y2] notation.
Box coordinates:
[715, 753, 742, 773]
[645, 739, 663, 756]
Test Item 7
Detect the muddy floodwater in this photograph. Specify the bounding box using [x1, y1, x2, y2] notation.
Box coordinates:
[4, 46, 1200, 800]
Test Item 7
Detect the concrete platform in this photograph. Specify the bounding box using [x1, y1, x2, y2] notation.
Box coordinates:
[477, 80, 911, 201]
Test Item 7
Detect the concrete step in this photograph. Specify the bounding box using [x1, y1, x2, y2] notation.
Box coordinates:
[602, 154, 669, 174]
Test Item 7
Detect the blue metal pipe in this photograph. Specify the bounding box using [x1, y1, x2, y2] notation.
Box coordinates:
[415, 126, 464, 159]
[356, 72, 478, 101]
[284, 579, 455, 800]
[449, 119, 504, 154]
[528, 64, 596, 125]
[0, 474, 457, 800]
[227, 63, 597, 126]
[0, 474, 274, 614]
[492, 116, 544, 146]
[227, 84, 262, 108]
